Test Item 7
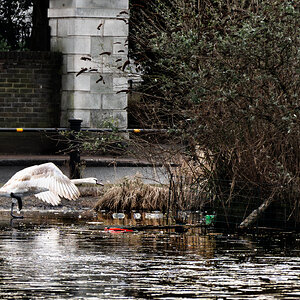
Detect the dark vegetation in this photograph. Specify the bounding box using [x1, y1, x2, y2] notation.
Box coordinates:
[126, 0, 300, 229]
[0, 0, 49, 51]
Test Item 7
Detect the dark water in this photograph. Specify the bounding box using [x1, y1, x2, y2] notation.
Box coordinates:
[1, 213, 300, 299]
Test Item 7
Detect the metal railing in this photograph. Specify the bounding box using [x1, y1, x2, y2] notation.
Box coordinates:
[0, 128, 167, 133]
[0, 119, 167, 178]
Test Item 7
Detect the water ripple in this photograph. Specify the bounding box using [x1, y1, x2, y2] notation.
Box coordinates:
[0, 223, 300, 299]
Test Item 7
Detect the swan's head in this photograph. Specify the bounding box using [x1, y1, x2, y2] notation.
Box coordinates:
[71, 177, 104, 186]
[88, 178, 104, 186]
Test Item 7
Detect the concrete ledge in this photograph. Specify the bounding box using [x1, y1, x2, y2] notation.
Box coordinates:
[50, 0, 128, 10]
[48, 8, 128, 18]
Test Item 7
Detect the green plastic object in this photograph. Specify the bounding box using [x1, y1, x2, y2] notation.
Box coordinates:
[205, 214, 215, 225]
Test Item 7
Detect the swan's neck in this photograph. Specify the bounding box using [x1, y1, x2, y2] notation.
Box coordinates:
[71, 178, 98, 185]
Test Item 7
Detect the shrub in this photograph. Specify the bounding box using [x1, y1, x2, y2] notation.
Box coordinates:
[129, 0, 300, 226]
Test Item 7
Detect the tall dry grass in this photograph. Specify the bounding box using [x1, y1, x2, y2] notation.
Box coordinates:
[94, 153, 212, 214]
[94, 176, 169, 212]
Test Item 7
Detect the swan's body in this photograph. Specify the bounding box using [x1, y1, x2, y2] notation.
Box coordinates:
[0, 162, 102, 218]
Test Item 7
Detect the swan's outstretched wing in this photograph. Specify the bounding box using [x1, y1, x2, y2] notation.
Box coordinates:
[3, 162, 80, 202]
[35, 191, 62, 205]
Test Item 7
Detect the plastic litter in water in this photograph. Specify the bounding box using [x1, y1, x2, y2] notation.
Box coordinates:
[145, 212, 164, 219]
[104, 227, 134, 232]
[133, 213, 141, 219]
[112, 213, 125, 219]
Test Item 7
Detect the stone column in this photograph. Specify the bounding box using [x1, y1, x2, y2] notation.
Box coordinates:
[48, 0, 129, 128]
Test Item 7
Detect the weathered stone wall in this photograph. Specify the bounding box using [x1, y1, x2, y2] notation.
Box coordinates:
[0, 51, 62, 128]
[48, 0, 129, 128]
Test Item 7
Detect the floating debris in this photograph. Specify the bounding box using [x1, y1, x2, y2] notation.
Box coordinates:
[205, 214, 216, 225]
[145, 212, 164, 219]
[112, 212, 125, 219]
[133, 212, 141, 219]
[104, 227, 134, 232]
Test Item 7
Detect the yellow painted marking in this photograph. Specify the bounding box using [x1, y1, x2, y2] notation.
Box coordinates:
[16, 128, 23, 132]
[133, 129, 141, 133]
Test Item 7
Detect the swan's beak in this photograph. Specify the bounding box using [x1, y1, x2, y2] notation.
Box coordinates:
[96, 181, 104, 186]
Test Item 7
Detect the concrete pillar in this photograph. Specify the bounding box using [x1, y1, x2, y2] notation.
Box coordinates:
[48, 0, 129, 128]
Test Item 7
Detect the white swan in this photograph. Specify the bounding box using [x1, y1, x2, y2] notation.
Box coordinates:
[0, 162, 103, 218]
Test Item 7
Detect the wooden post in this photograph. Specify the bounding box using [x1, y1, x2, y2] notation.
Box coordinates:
[68, 118, 82, 179]
[239, 195, 274, 229]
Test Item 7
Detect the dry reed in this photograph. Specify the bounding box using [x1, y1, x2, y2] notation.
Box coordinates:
[94, 176, 169, 212]
[94, 154, 211, 213]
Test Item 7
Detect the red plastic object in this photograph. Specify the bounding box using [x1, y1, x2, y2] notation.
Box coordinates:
[105, 227, 134, 232]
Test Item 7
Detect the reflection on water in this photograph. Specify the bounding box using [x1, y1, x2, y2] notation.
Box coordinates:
[0, 216, 300, 299]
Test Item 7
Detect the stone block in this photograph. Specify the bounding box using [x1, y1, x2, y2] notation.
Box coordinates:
[112, 110, 127, 128]
[90, 109, 112, 128]
[61, 54, 68, 74]
[62, 90, 100, 110]
[102, 55, 125, 74]
[73, 73, 91, 91]
[70, 18, 104, 36]
[50, 0, 128, 9]
[90, 109, 127, 128]
[103, 19, 128, 37]
[92, 36, 113, 56]
[48, 8, 75, 18]
[56, 36, 91, 54]
[49, 19, 57, 36]
[50, 0, 74, 8]
[50, 37, 58, 51]
[57, 19, 69, 36]
[60, 110, 69, 126]
[113, 76, 128, 92]
[90, 38, 127, 74]
[73, 92, 102, 109]
[102, 93, 127, 110]
[91, 36, 103, 57]
[62, 73, 90, 91]
[76, 0, 128, 9]
[71, 109, 91, 127]
[80, 8, 126, 18]
[90, 73, 113, 93]
[61, 91, 73, 110]
[48, 8, 125, 19]
[65, 54, 100, 73]
[112, 37, 128, 55]
[73, 36, 91, 54]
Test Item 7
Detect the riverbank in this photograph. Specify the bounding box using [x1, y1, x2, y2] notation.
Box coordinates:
[0, 154, 156, 167]
[0, 154, 168, 187]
